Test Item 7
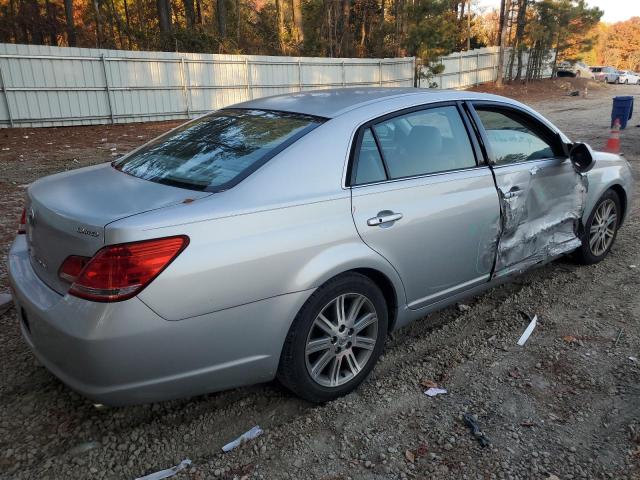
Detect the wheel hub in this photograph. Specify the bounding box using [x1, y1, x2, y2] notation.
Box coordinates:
[304, 293, 378, 388]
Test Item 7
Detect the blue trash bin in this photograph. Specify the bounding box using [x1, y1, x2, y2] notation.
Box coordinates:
[611, 96, 634, 129]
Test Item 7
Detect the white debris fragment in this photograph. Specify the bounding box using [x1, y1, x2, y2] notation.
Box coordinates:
[517, 315, 538, 346]
[222, 425, 263, 452]
[0, 293, 13, 316]
[424, 387, 447, 397]
[629, 356, 638, 363]
[135, 459, 191, 480]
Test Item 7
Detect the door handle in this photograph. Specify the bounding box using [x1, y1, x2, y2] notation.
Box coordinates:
[367, 211, 403, 227]
[502, 187, 523, 199]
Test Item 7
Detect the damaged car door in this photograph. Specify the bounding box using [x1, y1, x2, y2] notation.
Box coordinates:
[350, 104, 501, 309]
[469, 103, 587, 277]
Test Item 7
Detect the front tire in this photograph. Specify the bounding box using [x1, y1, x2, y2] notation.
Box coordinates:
[575, 189, 621, 265]
[278, 273, 388, 402]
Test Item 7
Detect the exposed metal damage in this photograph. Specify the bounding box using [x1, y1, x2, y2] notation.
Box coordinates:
[493, 164, 589, 277]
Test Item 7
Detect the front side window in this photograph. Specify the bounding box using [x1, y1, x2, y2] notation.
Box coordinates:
[475, 108, 555, 165]
[114, 109, 324, 191]
[359, 105, 476, 180]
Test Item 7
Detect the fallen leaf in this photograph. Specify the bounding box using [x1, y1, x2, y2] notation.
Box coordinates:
[563, 335, 578, 343]
[405, 450, 415, 463]
[420, 379, 438, 389]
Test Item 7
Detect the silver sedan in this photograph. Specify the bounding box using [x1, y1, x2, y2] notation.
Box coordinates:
[8, 88, 634, 405]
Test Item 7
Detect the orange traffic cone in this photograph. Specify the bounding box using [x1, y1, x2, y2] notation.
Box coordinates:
[605, 118, 621, 153]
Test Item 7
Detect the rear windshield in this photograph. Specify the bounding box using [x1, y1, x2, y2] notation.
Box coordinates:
[113, 109, 324, 191]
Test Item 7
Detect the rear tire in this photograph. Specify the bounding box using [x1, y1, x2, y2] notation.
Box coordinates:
[277, 273, 388, 403]
[574, 189, 621, 265]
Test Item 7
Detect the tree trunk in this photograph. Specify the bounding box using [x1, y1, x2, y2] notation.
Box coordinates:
[183, 0, 196, 28]
[63, 0, 76, 46]
[157, 0, 172, 34]
[92, 0, 104, 47]
[195, 0, 202, 24]
[123, 0, 132, 47]
[44, 0, 58, 45]
[275, 0, 285, 53]
[109, 0, 126, 48]
[514, 0, 527, 81]
[496, 0, 507, 87]
[217, 0, 226, 36]
[291, 0, 304, 45]
[340, 0, 351, 57]
[235, 0, 240, 43]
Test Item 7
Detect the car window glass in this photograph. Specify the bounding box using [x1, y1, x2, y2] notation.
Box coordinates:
[371, 106, 476, 179]
[475, 108, 554, 165]
[114, 109, 323, 191]
[354, 128, 387, 184]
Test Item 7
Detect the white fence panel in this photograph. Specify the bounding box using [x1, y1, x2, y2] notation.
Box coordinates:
[0, 43, 414, 128]
[420, 46, 556, 89]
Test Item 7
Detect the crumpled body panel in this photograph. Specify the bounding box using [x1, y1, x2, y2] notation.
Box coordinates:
[493, 162, 588, 277]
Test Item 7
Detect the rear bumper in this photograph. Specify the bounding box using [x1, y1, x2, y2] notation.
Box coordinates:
[8, 236, 311, 405]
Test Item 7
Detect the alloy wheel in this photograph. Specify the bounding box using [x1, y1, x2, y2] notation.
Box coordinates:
[589, 199, 617, 256]
[305, 293, 378, 388]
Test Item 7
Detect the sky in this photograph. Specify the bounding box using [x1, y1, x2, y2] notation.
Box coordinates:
[476, 0, 640, 24]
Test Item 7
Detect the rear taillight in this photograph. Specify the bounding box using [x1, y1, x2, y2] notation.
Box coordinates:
[18, 208, 26, 234]
[62, 236, 189, 302]
[58, 255, 91, 283]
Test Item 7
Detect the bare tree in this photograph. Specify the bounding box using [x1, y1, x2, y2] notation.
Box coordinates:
[291, 0, 304, 45]
[275, 0, 286, 52]
[157, 0, 171, 34]
[216, 0, 227, 36]
[183, 0, 196, 28]
[496, 0, 508, 86]
[63, 0, 76, 46]
[92, 0, 104, 46]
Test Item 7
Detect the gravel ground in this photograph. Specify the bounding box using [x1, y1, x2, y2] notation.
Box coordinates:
[1, 84, 639, 480]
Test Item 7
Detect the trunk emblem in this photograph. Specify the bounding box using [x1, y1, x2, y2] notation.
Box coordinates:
[77, 226, 100, 238]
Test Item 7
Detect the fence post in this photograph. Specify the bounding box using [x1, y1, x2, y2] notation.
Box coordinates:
[245, 58, 253, 100]
[476, 51, 480, 86]
[341, 60, 346, 87]
[298, 59, 303, 92]
[0, 61, 14, 127]
[378, 60, 383, 86]
[458, 54, 462, 88]
[180, 56, 191, 118]
[100, 54, 115, 124]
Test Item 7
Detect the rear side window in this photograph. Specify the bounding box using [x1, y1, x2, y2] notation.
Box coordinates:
[474, 108, 555, 165]
[114, 109, 324, 191]
[354, 129, 387, 184]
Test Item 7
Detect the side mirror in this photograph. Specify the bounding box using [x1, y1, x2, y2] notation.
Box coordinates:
[569, 142, 595, 173]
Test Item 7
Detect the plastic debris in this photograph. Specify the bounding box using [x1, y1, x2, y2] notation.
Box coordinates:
[630, 356, 638, 363]
[517, 313, 537, 346]
[424, 387, 447, 397]
[222, 426, 263, 452]
[135, 459, 191, 480]
[463, 413, 490, 447]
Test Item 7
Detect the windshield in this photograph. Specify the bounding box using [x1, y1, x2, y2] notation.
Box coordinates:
[114, 109, 325, 191]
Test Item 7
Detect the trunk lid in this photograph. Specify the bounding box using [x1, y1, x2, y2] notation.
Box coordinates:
[26, 163, 209, 295]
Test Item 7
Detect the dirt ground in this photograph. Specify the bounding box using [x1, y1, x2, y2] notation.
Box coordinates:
[0, 82, 639, 480]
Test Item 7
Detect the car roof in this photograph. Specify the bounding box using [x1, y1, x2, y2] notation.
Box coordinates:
[230, 87, 508, 119]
